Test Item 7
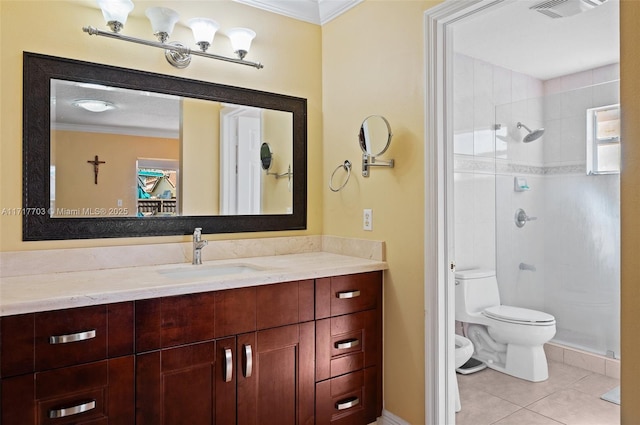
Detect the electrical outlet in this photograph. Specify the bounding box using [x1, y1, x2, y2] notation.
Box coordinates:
[363, 209, 373, 231]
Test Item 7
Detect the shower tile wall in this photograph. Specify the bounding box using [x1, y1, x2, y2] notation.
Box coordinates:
[453, 53, 544, 272]
[453, 53, 620, 357]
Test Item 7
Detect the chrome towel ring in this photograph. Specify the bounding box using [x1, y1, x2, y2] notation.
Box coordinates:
[329, 160, 352, 192]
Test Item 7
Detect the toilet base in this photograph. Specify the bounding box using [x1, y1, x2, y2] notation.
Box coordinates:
[466, 324, 550, 382]
[476, 344, 549, 382]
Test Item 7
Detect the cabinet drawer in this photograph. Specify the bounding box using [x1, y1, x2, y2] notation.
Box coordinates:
[1, 356, 134, 425]
[1, 303, 134, 377]
[315, 272, 382, 319]
[315, 368, 378, 425]
[316, 310, 381, 381]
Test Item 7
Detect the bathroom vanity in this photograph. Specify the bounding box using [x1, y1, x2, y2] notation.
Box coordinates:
[0, 248, 385, 425]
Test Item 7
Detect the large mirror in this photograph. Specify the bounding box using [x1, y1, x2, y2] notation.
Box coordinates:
[23, 52, 307, 240]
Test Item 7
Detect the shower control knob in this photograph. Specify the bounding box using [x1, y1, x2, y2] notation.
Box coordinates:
[515, 208, 537, 228]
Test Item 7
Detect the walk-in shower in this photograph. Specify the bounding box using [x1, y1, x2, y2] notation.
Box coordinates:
[452, 52, 620, 362]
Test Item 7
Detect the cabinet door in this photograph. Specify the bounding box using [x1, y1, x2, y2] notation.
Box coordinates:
[136, 338, 236, 425]
[237, 322, 315, 425]
[1, 356, 134, 425]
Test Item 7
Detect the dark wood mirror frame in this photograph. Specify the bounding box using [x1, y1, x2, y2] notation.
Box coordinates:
[23, 52, 307, 240]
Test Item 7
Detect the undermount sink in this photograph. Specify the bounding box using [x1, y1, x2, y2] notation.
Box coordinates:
[159, 264, 263, 280]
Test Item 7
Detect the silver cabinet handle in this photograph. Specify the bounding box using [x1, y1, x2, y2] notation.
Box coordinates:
[49, 400, 96, 418]
[224, 348, 233, 383]
[334, 338, 360, 350]
[336, 290, 360, 299]
[49, 329, 96, 345]
[243, 344, 253, 378]
[336, 397, 359, 411]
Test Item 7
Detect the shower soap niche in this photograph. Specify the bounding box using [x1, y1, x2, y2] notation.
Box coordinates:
[514, 177, 530, 192]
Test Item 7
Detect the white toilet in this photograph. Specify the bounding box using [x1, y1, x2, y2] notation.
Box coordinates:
[455, 269, 556, 382]
[454, 334, 474, 412]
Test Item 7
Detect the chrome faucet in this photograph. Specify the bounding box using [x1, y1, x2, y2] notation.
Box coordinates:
[192, 227, 208, 265]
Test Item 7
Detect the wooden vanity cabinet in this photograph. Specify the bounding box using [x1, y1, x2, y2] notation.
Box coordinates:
[0, 271, 383, 425]
[134, 280, 315, 425]
[315, 272, 383, 425]
[0, 303, 135, 424]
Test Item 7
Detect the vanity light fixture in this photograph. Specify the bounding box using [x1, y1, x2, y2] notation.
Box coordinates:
[72, 99, 116, 112]
[83, 0, 263, 70]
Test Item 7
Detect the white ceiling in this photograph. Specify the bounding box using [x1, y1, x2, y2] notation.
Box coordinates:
[453, 0, 619, 80]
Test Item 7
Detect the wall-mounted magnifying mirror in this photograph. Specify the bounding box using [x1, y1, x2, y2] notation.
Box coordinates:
[359, 115, 395, 177]
[260, 141, 293, 185]
[260, 142, 274, 171]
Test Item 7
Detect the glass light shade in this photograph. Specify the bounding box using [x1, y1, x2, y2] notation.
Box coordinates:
[72, 99, 116, 113]
[188, 18, 220, 47]
[97, 0, 134, 29]
[145, 7, 180, 38]
[226, 28, 256, 58]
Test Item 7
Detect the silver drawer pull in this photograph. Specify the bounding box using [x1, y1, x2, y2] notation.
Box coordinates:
[49, 329, 96, 345]
[336, 290, 360, 299]
[224, 348, 233, 383]
[336, 396, 360, 411]
[243, 344, 253, 378]
[49, 400, 96, 418]
[335, 338, 360, 350]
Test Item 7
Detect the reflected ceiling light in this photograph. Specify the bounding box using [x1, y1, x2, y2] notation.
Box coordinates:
[72, 99, 117, 113]
[83, 0, 263, 70]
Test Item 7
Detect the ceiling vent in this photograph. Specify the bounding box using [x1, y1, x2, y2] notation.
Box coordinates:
[530, 0, 608, 19]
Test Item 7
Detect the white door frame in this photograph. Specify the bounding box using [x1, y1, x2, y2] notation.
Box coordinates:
[424, 1, 506, 423]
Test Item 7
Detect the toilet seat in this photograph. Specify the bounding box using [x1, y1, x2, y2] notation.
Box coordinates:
[482, 305, 555, 326]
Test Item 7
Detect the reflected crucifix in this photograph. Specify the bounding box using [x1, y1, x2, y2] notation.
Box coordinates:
[87, 155, 106, 184]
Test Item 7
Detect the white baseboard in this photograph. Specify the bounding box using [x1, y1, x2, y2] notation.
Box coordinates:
[378, 409, 410, 425]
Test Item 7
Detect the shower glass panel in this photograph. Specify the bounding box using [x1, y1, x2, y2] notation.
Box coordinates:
[494, 91, 620, 358]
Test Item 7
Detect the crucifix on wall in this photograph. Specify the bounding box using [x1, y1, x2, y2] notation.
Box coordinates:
[87, 155, 106, 184]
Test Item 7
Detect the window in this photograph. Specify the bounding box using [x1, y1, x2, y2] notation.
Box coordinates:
[587, 104, 620, 175]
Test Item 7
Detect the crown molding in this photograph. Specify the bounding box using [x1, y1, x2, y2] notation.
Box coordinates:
[233, 0, 362, 25]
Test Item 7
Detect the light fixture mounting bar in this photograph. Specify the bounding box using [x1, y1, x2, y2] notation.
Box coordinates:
[82, 26, 264, 69]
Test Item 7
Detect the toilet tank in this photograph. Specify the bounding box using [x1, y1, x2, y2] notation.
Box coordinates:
[455, 269, 501, 321]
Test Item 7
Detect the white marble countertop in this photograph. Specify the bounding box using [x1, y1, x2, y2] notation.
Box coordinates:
[0, 252, 387, 316]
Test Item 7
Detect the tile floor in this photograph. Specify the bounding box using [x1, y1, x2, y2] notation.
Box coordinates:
[456, 361, 620, 425]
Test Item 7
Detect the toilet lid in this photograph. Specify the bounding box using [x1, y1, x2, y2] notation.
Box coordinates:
[482, 305, 555, 326]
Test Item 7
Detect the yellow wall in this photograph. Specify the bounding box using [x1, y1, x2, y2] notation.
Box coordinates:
[261, 109, 293, 214]
[322, 1, 436, 423]
[52, 130, 177, 216]
[0, 0, 322, 250]
[181, 98, 221, 215]
[620, 1, 640, 422]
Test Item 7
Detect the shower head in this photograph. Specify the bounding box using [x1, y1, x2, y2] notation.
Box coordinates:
[517, 122, 545, 143]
